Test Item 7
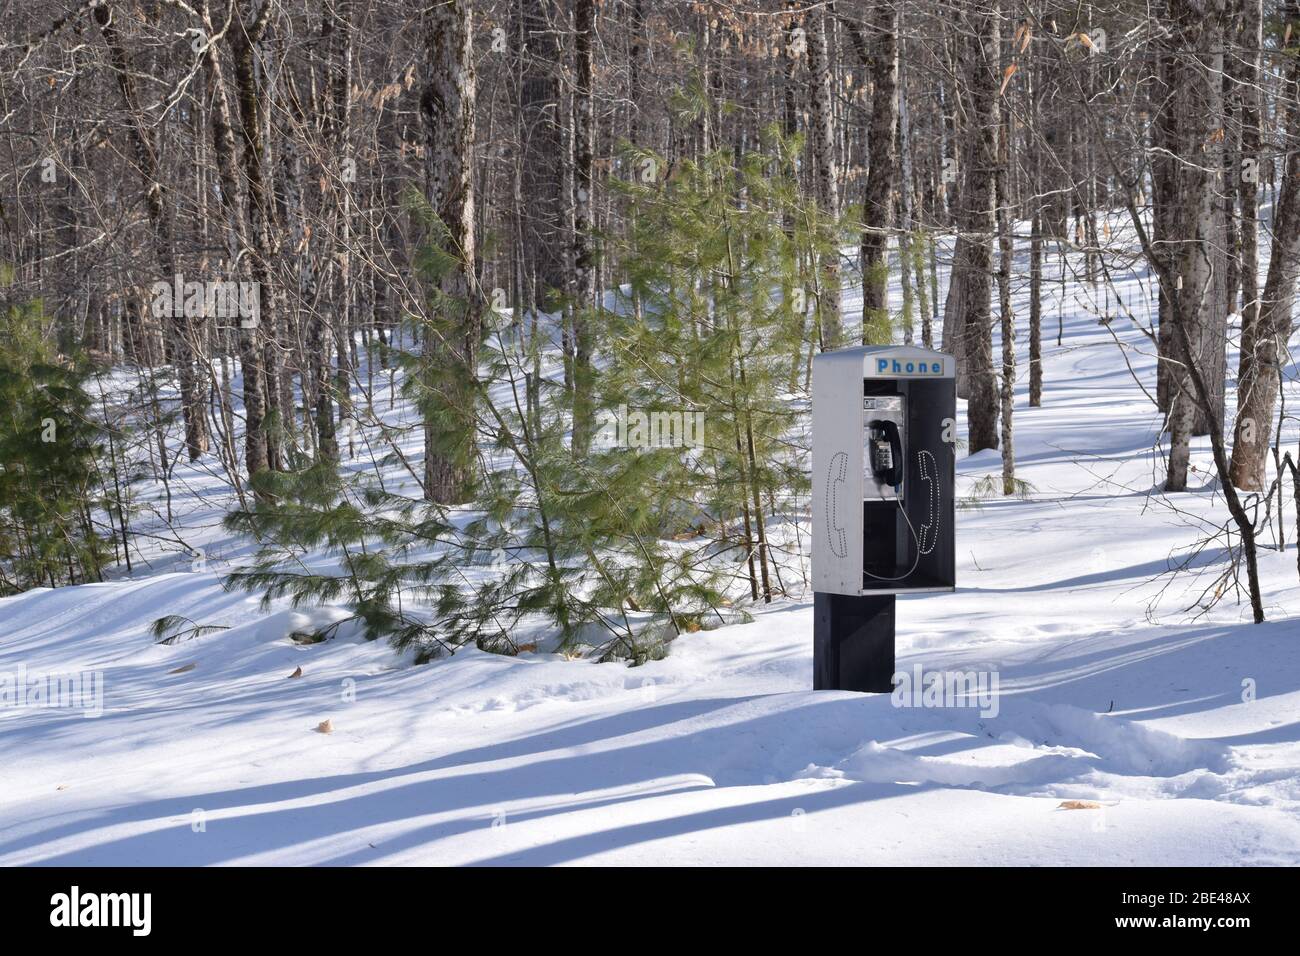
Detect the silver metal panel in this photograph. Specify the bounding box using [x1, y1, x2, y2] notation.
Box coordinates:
[812, 349, 865, 594]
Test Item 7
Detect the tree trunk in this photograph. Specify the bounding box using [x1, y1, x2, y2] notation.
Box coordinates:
[997, 77, 1015, 492]
[1029, 211, 1043, 407]
[897, 28, 918, 345]
[859, 5, 898, 346]
[1165, 0, 1226, 491]
[199, 0, 268, 481]
[231, 1, 284, 471]
[570, 0, 598, 456]
[1230, 1, 1300, 491]
[1151, 32, 1178, 416]
[327, 0, 355, 460]
[1235, 0, 1262, 394]
[420, 0, 479, 504]
[945, 1, 999, 452]
[518, 0, 566, 305]
[808, 8, 842, 347]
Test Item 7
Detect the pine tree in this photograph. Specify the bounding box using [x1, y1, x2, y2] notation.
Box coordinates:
[0, 294, 112, 593]
[224, 200, 734, 663]
[606, 130, 825, 603]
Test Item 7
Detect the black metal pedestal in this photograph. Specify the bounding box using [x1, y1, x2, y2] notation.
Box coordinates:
[813, 592, 896, 692]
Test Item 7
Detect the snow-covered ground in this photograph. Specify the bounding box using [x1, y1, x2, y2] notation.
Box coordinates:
[3, 227, 1299, 866]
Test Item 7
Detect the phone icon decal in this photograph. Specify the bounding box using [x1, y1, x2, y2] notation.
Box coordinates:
[826, 450, 849, 558]
[916, 450, 939, 555]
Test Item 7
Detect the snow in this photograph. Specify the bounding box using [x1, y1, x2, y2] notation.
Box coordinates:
[2, 229, 1300, 866]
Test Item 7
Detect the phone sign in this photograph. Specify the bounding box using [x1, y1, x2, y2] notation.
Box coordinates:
[876, 356, 944, 376]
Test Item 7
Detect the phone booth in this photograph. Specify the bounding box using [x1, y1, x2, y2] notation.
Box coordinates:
[812, 345, 956, 692]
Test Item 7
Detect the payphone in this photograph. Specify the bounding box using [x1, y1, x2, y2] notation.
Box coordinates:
[812, 345, 955, 692]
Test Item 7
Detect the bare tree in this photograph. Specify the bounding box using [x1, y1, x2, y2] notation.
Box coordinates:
[570, 0, 598, 455]
[943, 0, 1000, 451]
[855, 2, 898, 347]
[808, 5, 841, 347]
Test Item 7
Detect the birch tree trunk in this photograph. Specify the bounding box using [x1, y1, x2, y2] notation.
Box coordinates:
[327, 0, 355, 459]
[997, 67, 1015, 493]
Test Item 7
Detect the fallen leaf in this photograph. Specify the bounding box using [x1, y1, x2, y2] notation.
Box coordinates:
[1058, 800, 1102, 810]
[999, 64, 1019, 97]
[288, 666, 303, 678]
[316, 719, 334, 734]
[515, 643, 538, 654]
[168, 662, 197, 675]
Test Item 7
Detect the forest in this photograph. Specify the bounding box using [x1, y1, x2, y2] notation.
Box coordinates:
[5, 0, 1293, 632]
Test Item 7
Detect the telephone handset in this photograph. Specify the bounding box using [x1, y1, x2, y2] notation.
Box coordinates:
[868, 419, 904, 491]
